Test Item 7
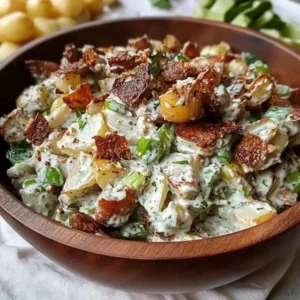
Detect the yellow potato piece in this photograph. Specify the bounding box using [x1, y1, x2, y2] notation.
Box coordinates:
[56, 16, 76, 30]
[51, 0, 84, 17]
[63, 152, 96, 197]
[54, 73, 81, 93]
[86, 100, 105, 115]
[254, 212, 277, 225]
[33, 17, 60, 37]
[93, 159, 124, 189]
[48, 103, 72, 131]
[84, 0, 103, 13]
[0, 12, 35, 43]
[0, 42, 19, 60]
[75, 7, 91, 23]
[0, 0, 26, 17]
[26, 0, 59, 18]
[50, 94, 67, 113]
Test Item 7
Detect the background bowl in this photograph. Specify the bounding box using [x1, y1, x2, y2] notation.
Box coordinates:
[0, 17, 300, 294]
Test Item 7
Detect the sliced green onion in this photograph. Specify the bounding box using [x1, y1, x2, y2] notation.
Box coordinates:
[158, 123, 175, 160]
[104, 99, 126, 114]
[217, 149, 232, 164]
[285, 169, 300, 194]
[22, 178, 37, 188]
[150, 0, 171, 9]
[173, 160, 189, 165]
[42, 110, 50, 117]
[150, 53, 162, 78]
[136, 137, 153, 158]
[276, 84, 290, 99]
[243, 183, 252, 197]
[6, 147, 32, 165]
[242, 52, 261, 65]
[39, 166, 64, 187]
[123, 171, 146, 190]
[249, 60, 270, 76]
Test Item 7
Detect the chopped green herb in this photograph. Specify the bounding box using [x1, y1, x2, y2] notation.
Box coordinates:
[104, 99, 126, 114]
[6, 147, 33, 165]
[201, 201, 208, 209]
[241, 52, 261, 65]
[168, 53, 190, 62]
[217, 149, 232, 164]
[22, 178, 37, 188]
[257, 207, 264, 211]
[150, 0, 171, 9]
[285, 169, 300, 194]
[42, 110, 50, 117]
[249, 60, 270, 76]
[150, 54, 163, 78]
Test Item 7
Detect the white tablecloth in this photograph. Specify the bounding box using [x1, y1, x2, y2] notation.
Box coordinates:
[1, 0, 300, 299]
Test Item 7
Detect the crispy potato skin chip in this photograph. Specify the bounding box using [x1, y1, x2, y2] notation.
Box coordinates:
[176, 122, 240, 149]
[233, 134, 268, 169]
[95, 189, 138, 227]
[111, 63, 150, 107]
[69, 212, 108, 236]
[25, 60, 59, 78]
[128, 35, 150, 51]
[63, 43, 82, 63]
[63, 83, 94, 110]
[181, 41, 200, 59]
[108, 51, 142, 74]
[24, 114, 49, 146]
[94, 133, 133, 161]
[82, 48, 99, 66]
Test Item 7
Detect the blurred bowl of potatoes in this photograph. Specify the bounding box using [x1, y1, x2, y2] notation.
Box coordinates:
[0, 0, 116, 61]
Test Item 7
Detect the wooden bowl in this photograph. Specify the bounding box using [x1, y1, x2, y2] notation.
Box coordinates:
[0, 17, 300, 294]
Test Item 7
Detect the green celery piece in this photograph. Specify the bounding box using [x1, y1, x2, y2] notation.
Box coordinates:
[39, 166, 64, 187]
[264, 106, 292, 124]
[206, 0, 235, 21]
[173, 160, 189, 165]
[281, 23, 300, 40]
[225, 1, 253, 23]
[123, 171, 146, 190]
[6, 147, 32, 165]
[22, 178, 37, 188]
[158, 123, 175, 160]
[251, 10, 274, 29]
[276, 84, 290, 99]
[281, 37, 300, 50]
[204, 0, 216, 9]
[244, 1, 272, 19]
[136, 137, 153, 159]
[217, 149, 232, 164]
[285, 169, 300, 194]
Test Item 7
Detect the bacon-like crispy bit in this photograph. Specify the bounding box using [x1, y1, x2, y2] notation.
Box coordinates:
[181, 41, 200, 59]
[289, 108, 300, 122]
[69, 212, 108, 236]
[95, 189, 138, 227]
[108, 51, 141, 74]
[220, 75, 233, 87]
[161, 61, 200, 82]
[234, 134, 268, 169]
[198, 67, 221, 93]
[176, 122, 240, 149]
[111, 63, 150, 107]
[59, 61, 89, 76]
[63, 43, 82, 63]
[270, 95, 291, 107]
[82, 48, 99, 66]
[94, 133, 133, 161]
[128, 35, 150, 50]
[94, 94, 109, 103]
[145, 77, 172, 98]
[63, 83, 94, 110]
[25, 60, 59, 78]
[24, 114, 49, 146]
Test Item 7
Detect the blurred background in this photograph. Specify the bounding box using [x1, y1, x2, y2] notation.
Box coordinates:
[0, 0, 299, 61]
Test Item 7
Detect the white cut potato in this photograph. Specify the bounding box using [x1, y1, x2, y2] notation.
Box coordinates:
[0, 42, 19, 60]
[54, 73, 81, 93]
[86, 101, 104, 115]
[63, 152, 96, 197]
[75, 8, 91, 23]
[93, 159, 124, 189]
[33, 17, 60, 37]
[0, 12, 35, 43]
[139, 166, 169, 217]
[44, 129, 65, 155]
[0, 108, 29, 144]
[57, 113, 108, 157]
[225, 59, 248, 77]
[201, 42, 230, 56]
[47, 103, 72, 131]
[84, 0, 103, 13]
[56, 16, 76, 30]
[0, 0, 25, 17]
[51, 0, 84, 17]
[26, 0, 59, 18]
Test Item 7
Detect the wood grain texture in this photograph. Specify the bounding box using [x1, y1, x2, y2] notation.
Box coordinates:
[0, 17, 300, 293]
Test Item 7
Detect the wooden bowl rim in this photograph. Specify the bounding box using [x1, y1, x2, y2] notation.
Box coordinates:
[0, 17, 300, 260]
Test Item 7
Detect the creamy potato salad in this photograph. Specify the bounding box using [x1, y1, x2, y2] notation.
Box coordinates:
[1, 35, 299, 242]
